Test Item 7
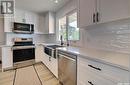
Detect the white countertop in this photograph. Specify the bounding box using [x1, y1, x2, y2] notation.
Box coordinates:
[35, 43, 59, 46]
[57, 46, 130, 71]
[0, 45, 12, 47]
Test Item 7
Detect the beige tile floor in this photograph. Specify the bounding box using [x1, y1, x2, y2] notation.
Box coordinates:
[0, 63, 61, 85]
[0, 70, 15, 85]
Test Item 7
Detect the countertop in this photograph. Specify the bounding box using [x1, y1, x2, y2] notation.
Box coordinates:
[57, 46, 130, 71]
[0, 43, 58, 47]
[0, 45, 13, 47]
[35, 43, 59, 46]
[3, 43, 129, 71]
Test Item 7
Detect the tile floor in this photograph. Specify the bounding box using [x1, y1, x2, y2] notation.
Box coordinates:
[0, 63, 60, 85]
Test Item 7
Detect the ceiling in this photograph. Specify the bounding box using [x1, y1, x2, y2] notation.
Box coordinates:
[15, 0, 71, 13]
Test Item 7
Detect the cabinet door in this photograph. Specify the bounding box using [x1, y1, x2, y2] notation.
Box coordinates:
[77, 57, 116, 85]
[25, 11, 34, 24]
[34, 14, 40, 34]
[98, 0, 130, 23]
[4, 14, 14, 32]
[2, 47, 13, 69]
[42, 53, 51, 69]
[48, 12, 55, 34]
[14, 9, 25, 23]
[50, 57, 58, 78]
[35, 45, 43, 62]
[38, 15, 45, 34]
[44, 12, 55, 34]
[78, 0, 96, 28]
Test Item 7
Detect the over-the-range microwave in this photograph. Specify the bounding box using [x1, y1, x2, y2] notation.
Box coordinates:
[13, 22, 34, 34]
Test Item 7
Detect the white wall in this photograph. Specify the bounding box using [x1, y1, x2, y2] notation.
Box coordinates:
[56, 0, 77, 18]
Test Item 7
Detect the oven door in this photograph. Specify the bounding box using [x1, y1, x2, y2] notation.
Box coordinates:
[13, 47, 35, 63]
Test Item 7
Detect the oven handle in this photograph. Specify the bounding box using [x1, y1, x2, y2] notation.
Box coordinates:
[58, 54, 76, 61]
[13, 46, 35, 50]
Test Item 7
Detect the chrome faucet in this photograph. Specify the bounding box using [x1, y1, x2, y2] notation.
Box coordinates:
[67, 38, 69, 46]
[60, 35, 64, 46]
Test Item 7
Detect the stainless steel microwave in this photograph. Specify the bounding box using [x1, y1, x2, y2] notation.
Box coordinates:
[13, 22, 34, 34]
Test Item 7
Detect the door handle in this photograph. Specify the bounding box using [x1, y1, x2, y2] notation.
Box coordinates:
[96, 12, 99, 22]
[58, 54, 76, 61]
[88, 81, 94, 85]
[49, 57, 51, 61]
[93, 13, 96, 23]
[88, 64, 101, 71]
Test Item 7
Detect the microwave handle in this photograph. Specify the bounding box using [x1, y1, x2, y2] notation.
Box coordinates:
[30, 24, 34, 31]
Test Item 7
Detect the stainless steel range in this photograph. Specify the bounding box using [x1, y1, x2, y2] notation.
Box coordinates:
[12, 38, 35, 63]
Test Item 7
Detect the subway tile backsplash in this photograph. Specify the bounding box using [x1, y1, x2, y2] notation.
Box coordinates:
[85, 18, 130, 54]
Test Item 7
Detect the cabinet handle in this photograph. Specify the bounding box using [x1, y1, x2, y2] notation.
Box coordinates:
[88, 81, 94, 85]
[96, 12, 99, 22]
[93, 13, 96, 23]
[49, 57, 51, 61]
[22, 19, 26, 23]
[88, 64, 101, 71]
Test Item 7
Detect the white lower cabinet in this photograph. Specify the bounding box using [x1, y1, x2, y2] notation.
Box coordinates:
[49, 57, 58, 78]
[77, 57, 129, 85]
[35, 45, 44, 62]
[41, 47, 58, 78]
[43, 53, 58, 78]
[2, 47, 13, 70]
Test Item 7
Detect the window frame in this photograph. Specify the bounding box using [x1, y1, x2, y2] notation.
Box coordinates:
[58, 9, 80, 41]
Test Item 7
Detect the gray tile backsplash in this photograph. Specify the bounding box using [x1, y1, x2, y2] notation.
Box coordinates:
[85, 18, 130, 54]
[6, 33, 56, 45]
[70, 18, 130, 54]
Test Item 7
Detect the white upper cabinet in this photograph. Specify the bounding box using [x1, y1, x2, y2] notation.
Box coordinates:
[33, 14, 41, 34]
[97, 0, 130, 23]
[24, 11, 35, 24]
[44, 12, 55, 34]
[78, 0, 96, 28]
[78, 0, 130, 28]
[33, 12, 55, 34]
[14, 9, 35, 24]
[14, 9, 25, 23]
[38, 15, 45, 34]
[4, 14, 14, 32]
[4, 9, 55, 34]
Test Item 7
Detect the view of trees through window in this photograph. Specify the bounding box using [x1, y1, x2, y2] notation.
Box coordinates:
[68, 12, 79, 40]
[58, 12, 79, 41]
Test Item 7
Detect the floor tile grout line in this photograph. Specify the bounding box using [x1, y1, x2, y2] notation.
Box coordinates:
[33, 64, 43, 85]
[13, 69, 17, 85]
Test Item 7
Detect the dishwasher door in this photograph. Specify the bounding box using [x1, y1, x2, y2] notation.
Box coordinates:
[58, 53, 77, 85]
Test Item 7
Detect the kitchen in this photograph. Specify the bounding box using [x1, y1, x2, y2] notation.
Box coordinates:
[0, 0, 130, 85]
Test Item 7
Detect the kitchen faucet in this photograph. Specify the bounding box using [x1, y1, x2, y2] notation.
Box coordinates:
[67, 39, 69, 46]
[60, 35, 69, 46]
[60, 35, 64, 46]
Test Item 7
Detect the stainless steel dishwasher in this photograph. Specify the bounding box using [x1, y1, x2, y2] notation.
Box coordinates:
[58, 51, 77, 85]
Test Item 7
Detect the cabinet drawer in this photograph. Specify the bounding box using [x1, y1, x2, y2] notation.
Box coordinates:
[78, 57, 129, 84]
[79, 69, 116, 85]
[78, 62, 116, 85]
